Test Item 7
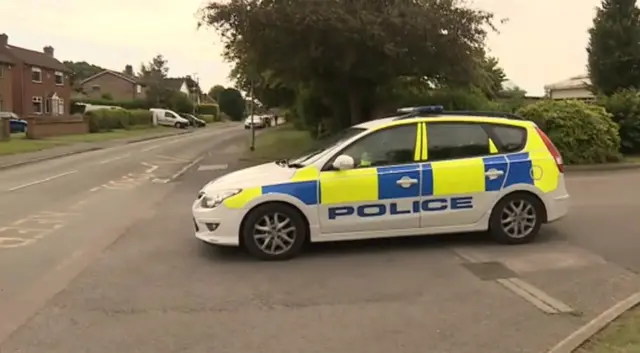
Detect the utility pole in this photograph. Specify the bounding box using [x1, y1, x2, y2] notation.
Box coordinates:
[192, 73, 199, 115]
[249, 76, 255, 151]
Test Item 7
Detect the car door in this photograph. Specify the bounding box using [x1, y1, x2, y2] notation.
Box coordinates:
[420, 122, 505, 228]
[318, 123, 422, 234]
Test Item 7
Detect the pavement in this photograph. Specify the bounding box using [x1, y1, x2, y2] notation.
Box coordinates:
[0, 132, 639, 353]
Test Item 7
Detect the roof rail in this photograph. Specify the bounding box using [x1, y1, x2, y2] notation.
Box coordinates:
[393, 107, 526, 121]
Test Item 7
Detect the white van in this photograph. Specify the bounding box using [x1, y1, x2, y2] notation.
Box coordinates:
[149, 108, 190, 128]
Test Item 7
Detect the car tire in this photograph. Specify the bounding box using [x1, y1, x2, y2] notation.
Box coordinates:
[488, 192, 544, 245]
[241, 203, 307, 261]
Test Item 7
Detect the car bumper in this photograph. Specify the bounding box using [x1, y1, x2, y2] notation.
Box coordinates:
[545, 193, 569, 223]
[192, 201, 243, 246]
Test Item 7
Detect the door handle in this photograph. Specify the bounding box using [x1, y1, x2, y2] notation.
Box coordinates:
[485, 169, 504, 180]
[396, 177, 418, 188]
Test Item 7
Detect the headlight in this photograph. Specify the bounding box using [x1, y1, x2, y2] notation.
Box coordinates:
[199, 189, 242, 209]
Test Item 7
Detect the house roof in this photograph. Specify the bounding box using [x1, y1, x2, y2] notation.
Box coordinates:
[544, 75, 590, 90]
[0, 53, 14, 65]
[79, 70, 145, 86]
[6, 45, 69, 71]
[162, 78, 186, 91]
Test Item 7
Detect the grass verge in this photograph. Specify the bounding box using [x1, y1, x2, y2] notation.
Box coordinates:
[0, 126, 176, 156]
[242, 124, 316, 161]
[576, 305, 640, 353]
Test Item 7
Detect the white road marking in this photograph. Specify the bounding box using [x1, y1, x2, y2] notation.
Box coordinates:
[156, 155, 190, 163]
[141, 162, 158, 173]
[141, 144, 162, 152]
[7, 171, 78, 192]
[167, 156, 205, 182]
[197, 164, 228, 171]
[97, 153, 130, 164]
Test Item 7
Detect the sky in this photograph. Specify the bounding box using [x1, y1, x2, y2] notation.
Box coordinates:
[0, 0, 601, 96]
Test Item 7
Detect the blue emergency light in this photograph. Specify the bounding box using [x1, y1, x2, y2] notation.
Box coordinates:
[396, 105, 444, 114]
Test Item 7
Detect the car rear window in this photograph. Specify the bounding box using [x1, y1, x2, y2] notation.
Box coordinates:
[487, 124, 527, 153]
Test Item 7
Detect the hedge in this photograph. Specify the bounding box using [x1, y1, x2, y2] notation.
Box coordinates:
[597, 89, 640, 154]
[196, 104, 220, 117]
[517, 100, 622, 164]
[85, 109, 153, 133]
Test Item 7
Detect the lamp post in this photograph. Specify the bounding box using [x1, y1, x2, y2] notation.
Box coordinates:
[249, 75, 255, 151]
[192, 73, 199, 115]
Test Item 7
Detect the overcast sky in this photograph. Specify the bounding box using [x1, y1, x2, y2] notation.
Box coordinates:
[1, 0, 600, 96]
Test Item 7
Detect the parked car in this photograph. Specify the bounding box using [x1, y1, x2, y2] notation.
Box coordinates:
[149, 108, 190, 129]
[244, 115, 267, 129]
[0, 112, 28, 133]
[179, 113, 207, 128]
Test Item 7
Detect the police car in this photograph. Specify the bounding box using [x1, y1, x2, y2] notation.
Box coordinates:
[193, 106, 569, 261]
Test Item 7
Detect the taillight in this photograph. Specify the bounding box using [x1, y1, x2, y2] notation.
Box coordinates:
[534, 126, 564, 173]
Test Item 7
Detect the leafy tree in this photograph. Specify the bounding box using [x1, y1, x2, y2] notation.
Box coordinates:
[199, 0, 495, 125]
[62, 61, 104, 87]
[217, 87, 246, 121]
[139, 54, 170, 107]
[208, 85, 225, 101]
[474, 56, 506, 99]
[588, 0, 640, 95]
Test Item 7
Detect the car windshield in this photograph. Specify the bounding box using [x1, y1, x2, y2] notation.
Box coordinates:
[281, 127, 367, 167]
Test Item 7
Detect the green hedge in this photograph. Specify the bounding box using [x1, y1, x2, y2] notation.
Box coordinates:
[517, 100, 622, 164]
[597, 89, 640, 154]
[196, 104, 220, 117]
[85, 109, 153, 133]
[198, 114, 221, 123]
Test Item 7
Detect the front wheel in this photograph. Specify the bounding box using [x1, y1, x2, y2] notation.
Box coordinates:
[488, 193, 544, 244]
[241, 203, 307, 261]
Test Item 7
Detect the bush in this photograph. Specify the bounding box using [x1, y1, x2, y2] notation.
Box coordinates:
[85, 109, 153, 133]
[197, 104, 220, 117]
[198, 114, 220, 123]
[597, 89, 640, 154]
[517, 100, 622, 164]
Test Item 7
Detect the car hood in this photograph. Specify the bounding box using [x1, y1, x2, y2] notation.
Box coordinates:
[200, 162, 298, 194]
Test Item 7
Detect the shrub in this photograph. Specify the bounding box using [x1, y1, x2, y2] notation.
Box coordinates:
[197, 104, 220, 117]
[597, 89, 640, 154]
[198, 114, 219, 123]
[85, 109, 153, 133]
[517, 100, 622, 164]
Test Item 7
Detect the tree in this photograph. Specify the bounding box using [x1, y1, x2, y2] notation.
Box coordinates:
[62, 61, 104, 87]
[139, 54, 170, 106]
[208, 85, 225, 101]
[475, 56, 507, 99]
[199, 0, 494, 125]
[169, 92, 195, 113]
[217, 87, 246, 121]
[587, 0, 640, 95]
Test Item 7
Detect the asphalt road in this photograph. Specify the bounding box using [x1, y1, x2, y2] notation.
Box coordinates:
[0, 122, 249, 343]
[0, 143, 639, 353]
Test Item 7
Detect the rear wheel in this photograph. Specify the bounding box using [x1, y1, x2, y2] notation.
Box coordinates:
[489, 193, 544, 244]
[241, 203, 307, 261]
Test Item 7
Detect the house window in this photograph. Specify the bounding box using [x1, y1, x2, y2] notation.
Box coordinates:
[91, 85, 100, 92]
[32, 96, 43, 114]
[45, 98, 51, 114]
[136, 84, 141, 94]
[32, 67, 42, 83]
[55, 71, 64, 85]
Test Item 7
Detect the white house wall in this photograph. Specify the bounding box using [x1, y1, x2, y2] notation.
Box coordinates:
[549, 87, 594, 100]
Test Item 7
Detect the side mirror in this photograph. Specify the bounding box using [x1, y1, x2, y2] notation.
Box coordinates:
[332, 155, 355, 170]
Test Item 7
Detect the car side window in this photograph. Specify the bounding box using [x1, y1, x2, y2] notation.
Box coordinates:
[340, 124, 417, 168]
[486, 124, 527, 153]
[426, 123, 491, 161]
[165, 112, 173, 118]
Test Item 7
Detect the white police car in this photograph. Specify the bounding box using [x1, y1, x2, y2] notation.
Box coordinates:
[193, 106, 569, 260]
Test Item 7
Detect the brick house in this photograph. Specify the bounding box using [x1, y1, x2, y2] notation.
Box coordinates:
[0, 52, 14, 112]
[79, 65, 146, 101]
[0, 33, 71, 117]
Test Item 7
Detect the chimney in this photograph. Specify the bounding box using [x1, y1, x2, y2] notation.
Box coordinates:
[43, 46, 54, 57]
[0, 33, 7, 46]
[125, 64, 133, 76]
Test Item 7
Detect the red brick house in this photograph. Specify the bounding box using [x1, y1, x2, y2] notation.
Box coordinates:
[0, 33, 71, 117]
[0, 51, 14, 112]
[79, 65, 147, 101]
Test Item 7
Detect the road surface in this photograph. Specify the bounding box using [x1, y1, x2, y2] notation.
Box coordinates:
[0, 141, 639, 353]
